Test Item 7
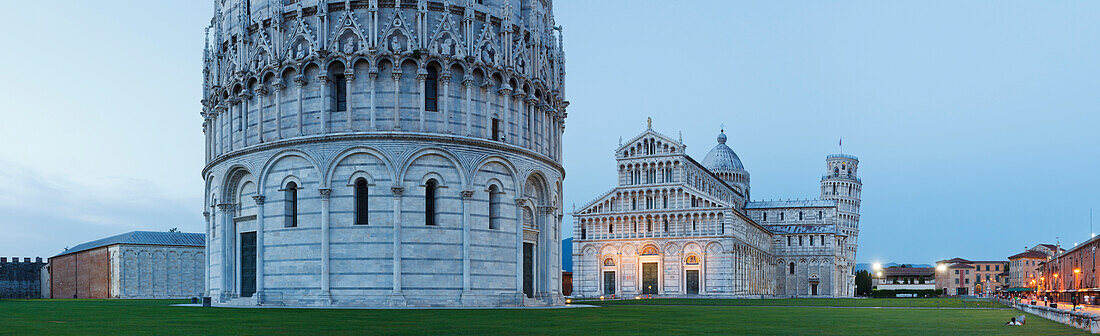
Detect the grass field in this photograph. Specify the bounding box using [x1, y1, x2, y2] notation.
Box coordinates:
[574, 297, 1007, 308]
[0, 298, 1085, 335]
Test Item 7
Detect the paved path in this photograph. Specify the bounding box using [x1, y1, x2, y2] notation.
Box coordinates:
[596, 304, 1012, 310]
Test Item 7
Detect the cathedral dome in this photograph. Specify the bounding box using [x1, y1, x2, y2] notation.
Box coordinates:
[702, 131, 745, 171]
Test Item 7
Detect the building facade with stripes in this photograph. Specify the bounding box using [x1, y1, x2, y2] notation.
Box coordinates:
[571, 125, 861, 298]
[201, 0, 567, 307]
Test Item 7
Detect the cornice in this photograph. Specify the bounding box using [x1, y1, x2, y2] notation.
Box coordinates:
[202, 131, 565, 178]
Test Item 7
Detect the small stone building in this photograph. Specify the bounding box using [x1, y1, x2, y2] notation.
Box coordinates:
[49, 231, 206, 299]
[0, 257, 47, 299]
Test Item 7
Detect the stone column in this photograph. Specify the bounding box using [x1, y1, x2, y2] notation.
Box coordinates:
[392, 72, 402, 131]
[226, 98, 239, 152]
[482, 82, 492, 138]
[295, 76, 306, 136]
[203, 210, 212, 296]
[460, 190, 475, 303]
[390, 187, 406, 305]
[514, 198, 526, 300]
[369, 69, 378, 130]
[463, 79, 474, 136]
[526, 95, 537, 148]
[499, 85, 512, 143]
[540, 206, 558, 299]
[513, 90, 525, 146]
[319, 188, 332, 301]
[202, 117, 212, 161]
[318, 74, 330, 134]
[345, 71, 355, 132]
[272, 82, 284, 140]
[241, 92, 252, 147]
[217, 203, 234, 301]
[255, 88, 267, 143]
[251, 195, 266, 302]
[417, 71, 427, 132]
[440, 73, 451, 134]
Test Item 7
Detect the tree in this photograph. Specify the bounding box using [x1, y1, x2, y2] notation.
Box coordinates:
[855, 270, 873, 296]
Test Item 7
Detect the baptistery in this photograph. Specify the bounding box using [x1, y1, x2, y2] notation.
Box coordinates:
[199, 0, 567, 307]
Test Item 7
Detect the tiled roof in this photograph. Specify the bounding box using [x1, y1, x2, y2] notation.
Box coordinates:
[941, 257, 971, 263]
[765, 225, 837, 235]
[745, 199, 837, 209]
[55, 231, 206, 257]
[1009, 251, 1049, 260]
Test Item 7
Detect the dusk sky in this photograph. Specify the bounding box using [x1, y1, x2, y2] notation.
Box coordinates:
[1, 1, 1098, 265]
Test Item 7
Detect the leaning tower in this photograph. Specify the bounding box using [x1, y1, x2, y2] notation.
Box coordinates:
[820, 154, 861, 296]
[200, 0, 567, 307]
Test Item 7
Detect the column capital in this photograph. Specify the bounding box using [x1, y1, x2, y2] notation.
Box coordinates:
[515, 198, 527, 206]
[318, 74, 331, 83]
[440, 74, 452, 82]
[461, 190, 476, 200]
[344, 72, 356, 81]
[294, 76, 307, 86]
[538, 206, 556, 214]
[216, 203, 235, 211]
[252, 195, 266, 205]
[319, 188, 332, 199]
[271, 81, 286, 90]
[239, 91, 253, 99]
[416, 73, 428, 81]
[391, 72, 402, 81]
[462, 79, 474, 87]
[202, 211, 211, 219]
[255, 87, 268, 96]
[391, 186, 405, 197]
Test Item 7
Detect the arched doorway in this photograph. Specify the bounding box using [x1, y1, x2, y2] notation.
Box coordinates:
[639, 245, 660, 295]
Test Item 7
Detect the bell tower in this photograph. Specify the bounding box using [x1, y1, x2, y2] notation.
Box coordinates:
[821, 154, 861, 296]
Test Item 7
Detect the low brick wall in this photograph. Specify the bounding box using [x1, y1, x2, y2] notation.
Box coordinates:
[1013, 302, 1100, 333]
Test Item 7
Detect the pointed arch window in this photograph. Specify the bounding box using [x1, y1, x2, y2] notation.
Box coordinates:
[284, 182, 298, 228]
[354, 178, 369, 225]
[425, 179, 438, 226]
[789, 262, 795, 274]
[425, 67, 439, 111]
[488, 185, 500, 230]
[334, 74, 348, 111]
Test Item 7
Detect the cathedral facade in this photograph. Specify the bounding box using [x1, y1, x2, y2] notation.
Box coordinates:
[200, 0, 567, 307]
[572, 125, 861, 297]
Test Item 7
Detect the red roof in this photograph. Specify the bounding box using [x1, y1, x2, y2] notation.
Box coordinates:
[1009, 251, 1049, 260]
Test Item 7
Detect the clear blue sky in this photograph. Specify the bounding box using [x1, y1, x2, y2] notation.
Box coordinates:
[1, 1, 1097, 265]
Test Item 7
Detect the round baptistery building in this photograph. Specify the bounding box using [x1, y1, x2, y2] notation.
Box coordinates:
[199, 0, 567, 307]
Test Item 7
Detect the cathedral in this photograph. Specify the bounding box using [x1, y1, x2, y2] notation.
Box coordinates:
[200, 0, 567, 307]
[571, 123, 861, 297]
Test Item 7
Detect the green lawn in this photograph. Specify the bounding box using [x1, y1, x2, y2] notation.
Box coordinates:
[575, 297, 1007, 308]
[0, 298, 1084, 335]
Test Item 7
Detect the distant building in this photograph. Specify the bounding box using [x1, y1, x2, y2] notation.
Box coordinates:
[1008, 245, 1059, 289]
[0, 257, 47, 299]
[873, 267, 936, 291]
[1039, 237, 1097, 305]
[572, 126, 861, 298]
[49, 231, 205, 299]
[935, 258, 1008, 296]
